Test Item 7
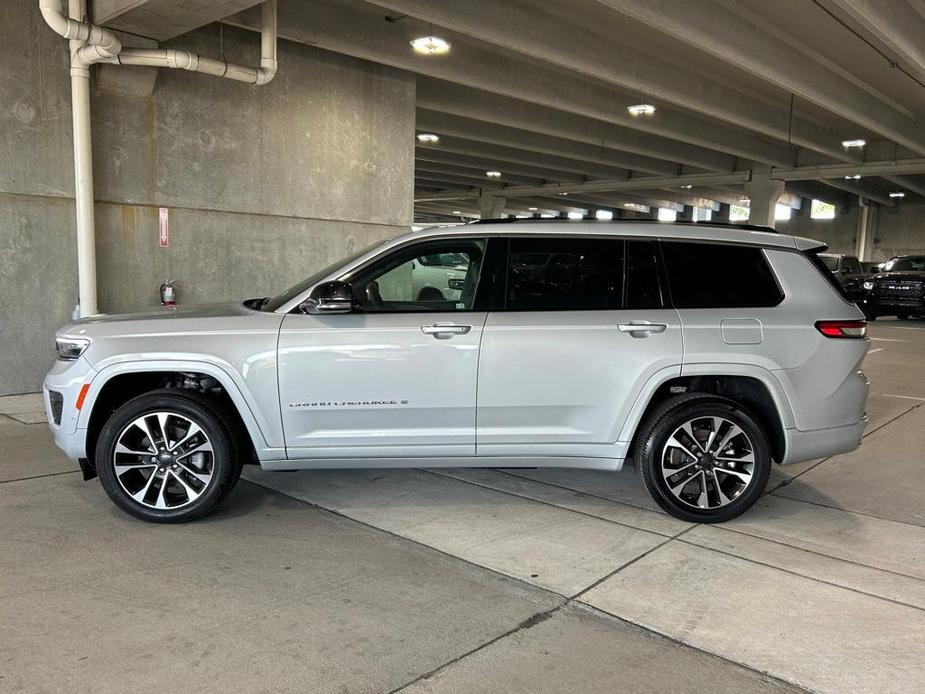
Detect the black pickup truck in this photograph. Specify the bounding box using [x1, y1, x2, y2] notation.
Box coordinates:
[859, 255, 925, 320]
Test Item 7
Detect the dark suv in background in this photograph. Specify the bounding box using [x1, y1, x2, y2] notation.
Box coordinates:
[860, 255, 925, 320]
[819, 253, 869, 302]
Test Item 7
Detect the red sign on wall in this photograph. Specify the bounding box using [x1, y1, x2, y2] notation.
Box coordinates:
[158, 207, 169, 248]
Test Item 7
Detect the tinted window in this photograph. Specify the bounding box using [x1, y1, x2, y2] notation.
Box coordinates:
[507, 237, 624, 310]
[844, 258, 862, 274]
[820, 255, 839, 272]
[346, 238, 485, 312]
[625, 240, 663, 309]
[662, 241, 783, 308]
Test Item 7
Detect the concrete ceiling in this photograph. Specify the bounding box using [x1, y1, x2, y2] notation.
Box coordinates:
[94, 0, 925, 222]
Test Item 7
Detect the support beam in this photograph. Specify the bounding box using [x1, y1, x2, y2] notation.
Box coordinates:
[497, 172, 752, 199]
[598, 0, 925, 155]
[371, 0, 853, 161]
[479, 193, 506, 219]
[772, 158, 925, 180]
[855, 199, 876, 260]
[93, 0, 262, 41]
[416, 150, 584, 184]
[744, 172, 785, 228]
[228, 0, 797, 165]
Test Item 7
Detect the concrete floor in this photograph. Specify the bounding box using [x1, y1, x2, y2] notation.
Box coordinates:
[2, 319, 923, 693]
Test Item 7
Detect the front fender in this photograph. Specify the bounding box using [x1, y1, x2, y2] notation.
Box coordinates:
[78, 358, 284, 460]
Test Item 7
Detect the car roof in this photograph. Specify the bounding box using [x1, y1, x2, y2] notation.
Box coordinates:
[400, 219, 820, 251]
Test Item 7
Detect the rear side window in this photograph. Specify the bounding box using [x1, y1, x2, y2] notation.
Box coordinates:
[661, 241, 783, 308]
[507, 237, 624, 310]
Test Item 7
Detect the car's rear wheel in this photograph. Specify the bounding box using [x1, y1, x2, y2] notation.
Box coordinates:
[96, 389, 242, 523]
[634, 394, 771, 523]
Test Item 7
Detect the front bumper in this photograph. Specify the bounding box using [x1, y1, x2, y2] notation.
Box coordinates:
[43, 356, 96, 463]
[861, 295, 925, 315]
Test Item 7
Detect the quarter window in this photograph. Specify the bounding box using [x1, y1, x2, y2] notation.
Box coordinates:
[661, 241, 783, 308]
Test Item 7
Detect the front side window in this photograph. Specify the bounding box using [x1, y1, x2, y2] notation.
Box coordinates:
[345, 238, 485, 312]
[883, 256, 925, 272]
[506, 237, 625, 310]
[661, 241, 783, 308]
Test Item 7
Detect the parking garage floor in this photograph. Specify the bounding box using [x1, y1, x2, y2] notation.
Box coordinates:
[2, 320, 923, 693]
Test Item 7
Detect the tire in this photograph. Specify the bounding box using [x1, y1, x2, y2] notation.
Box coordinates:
[634, 394, 772, 523]
[417, 287, 444, 301]
[96, 389, 243, 523]
[897, 313, 910, 320]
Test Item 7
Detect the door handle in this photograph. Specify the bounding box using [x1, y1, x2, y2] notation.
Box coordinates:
[421, 323, 472, 339]
[618, 321, 668, 337]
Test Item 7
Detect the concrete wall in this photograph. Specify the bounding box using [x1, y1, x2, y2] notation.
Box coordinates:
[0, 0, 414, 394]
[776, 204, 859, 254]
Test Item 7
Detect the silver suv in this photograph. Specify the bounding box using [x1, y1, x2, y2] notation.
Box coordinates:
[44, 221, 870, 524]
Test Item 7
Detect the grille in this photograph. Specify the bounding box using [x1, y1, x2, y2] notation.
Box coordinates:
[48, 390, 63, 425]
[875, 280, 924, 297]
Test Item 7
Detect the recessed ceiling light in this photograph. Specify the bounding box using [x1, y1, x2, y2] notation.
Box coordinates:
[557, 191, 568, 196]
[485, 170, 502, 178]
[680, 184, 693, 190]
[410, 36, 451, 55]
[528, 206, 538, 211]
[452, 210, 461, 214]
[889, 191, 906, 198]
[844, 174, 861, 180]
[627, 103, 656, 116]
[841, 139, 866, 148]
[416, 132, 439, 144]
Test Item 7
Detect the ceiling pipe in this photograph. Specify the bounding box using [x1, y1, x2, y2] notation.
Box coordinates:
[39, 0, 278, 317]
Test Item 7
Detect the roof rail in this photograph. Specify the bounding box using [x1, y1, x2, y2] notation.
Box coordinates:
[471, 218, 778, 233]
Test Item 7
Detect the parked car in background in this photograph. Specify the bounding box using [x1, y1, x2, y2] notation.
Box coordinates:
[819, 253, 869, 302]
[860, 261, 882, 274]
[860, 255, 925, 320]
[45, 221, 870, 525]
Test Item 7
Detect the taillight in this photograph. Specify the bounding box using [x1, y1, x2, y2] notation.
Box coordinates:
[815, 320, 867, 338]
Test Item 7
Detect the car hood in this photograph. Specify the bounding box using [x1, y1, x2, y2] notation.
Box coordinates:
[871, 271, 925, 282]
[56, 301, 269, 340]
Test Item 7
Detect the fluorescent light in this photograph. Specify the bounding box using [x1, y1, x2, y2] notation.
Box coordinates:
[527, 206, 538, 211]
[680, 184, 693, 190]
[595, 209, 613, 220]
[627, 103, 656, 116]
[485, 170, 501, 178]
[410, 36, 451, 55]
[567, 211, 584, 220]
[841, 139, 866, 148]
[451, 210, 461, 214]
[889, 191, 905, 198]
[416, 132, 439, 144]
[557, 191, 568, 196]
[844, 174, 861, 180]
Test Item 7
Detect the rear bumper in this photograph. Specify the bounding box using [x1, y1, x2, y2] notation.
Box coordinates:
[780, 415, 867, 465]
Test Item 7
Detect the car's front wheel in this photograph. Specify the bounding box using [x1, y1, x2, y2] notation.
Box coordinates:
[96, 389, 242, 523]
[634, 394, 771, 523]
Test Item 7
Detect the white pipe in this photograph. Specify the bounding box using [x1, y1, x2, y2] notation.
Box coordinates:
[39, 0, 278, 316]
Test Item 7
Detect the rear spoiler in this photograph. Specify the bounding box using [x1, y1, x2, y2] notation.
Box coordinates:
[793, 236, 829, 252]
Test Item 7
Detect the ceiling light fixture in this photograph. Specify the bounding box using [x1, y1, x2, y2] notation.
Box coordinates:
[416, 132, 439, 144]
[528, 206, 538, 211]
[485, 170, 501, 178]
[410, 36, 451, 55]
[844, 174, 861, 180]
[452, 210, 461, 214]
[557, 191, 568, 196]
[680, 184, 693, 190]
[627, 103, 656, 116]
[889, 191, 906, 198]
[841, 139, 867, 148]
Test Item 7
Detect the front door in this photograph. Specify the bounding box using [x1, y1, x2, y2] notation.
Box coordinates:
[278, 237, 489, 459]
[476, 236, 682, 460]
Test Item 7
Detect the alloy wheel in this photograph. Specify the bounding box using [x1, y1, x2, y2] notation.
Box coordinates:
[112, 411, 214, 510]
[660, 415, 756, 510]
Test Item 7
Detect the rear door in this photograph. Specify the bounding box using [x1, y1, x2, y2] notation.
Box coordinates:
[476, 236, 682, 460]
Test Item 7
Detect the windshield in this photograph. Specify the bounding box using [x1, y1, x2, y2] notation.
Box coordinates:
[820, 256, 839, 271]
[882, 256, 925, 273]
[261, 239, 385, 312]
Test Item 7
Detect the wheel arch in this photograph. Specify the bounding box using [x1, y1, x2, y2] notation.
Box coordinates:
[623, 368, 792, 465]
[81, 361, 272, 466]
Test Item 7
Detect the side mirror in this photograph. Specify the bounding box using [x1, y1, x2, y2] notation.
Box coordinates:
[300, 280, 354, 314]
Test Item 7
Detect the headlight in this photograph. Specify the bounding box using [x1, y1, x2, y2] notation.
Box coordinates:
[56, 337, 90, 360]
[862, 281, 874, 290]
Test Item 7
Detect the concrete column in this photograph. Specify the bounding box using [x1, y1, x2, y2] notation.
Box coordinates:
[478, 193, 505, 219]
[744, 172, 785, 228]
[713, 203, 731, 223]
[677, 205, 694, 222]
[855, 199, 877, 260]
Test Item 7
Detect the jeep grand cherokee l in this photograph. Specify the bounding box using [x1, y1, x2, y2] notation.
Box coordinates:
[45, 221, 870, 524]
